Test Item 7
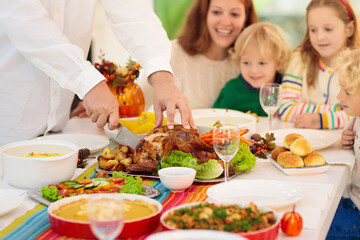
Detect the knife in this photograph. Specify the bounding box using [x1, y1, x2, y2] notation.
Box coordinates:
[105, 123, 142, 149]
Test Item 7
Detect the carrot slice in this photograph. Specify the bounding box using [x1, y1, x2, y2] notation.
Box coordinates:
[240, 136, 252, 146]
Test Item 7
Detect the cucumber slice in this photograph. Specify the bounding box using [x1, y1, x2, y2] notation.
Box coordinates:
[84, 183, 95, 189]
[60, 180, 79, 186]
[72, 184, 85, 189]
[92, 178, 110, 187]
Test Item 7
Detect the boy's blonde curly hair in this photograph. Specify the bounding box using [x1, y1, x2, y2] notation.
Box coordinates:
[229, 22, 291, 74]
[336, 48, 360, 94]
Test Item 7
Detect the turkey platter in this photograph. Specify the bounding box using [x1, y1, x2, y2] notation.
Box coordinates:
[128, 125, 218, 174]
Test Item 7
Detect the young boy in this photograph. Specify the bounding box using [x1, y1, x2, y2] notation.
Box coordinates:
[327, 48, 360, 239]
[213, 22, 291, 116]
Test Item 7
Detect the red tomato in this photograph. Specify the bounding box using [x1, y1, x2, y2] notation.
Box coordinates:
[111, 177, 125, 183]
[281, 205, 303, 236]
[58, 189, 70, 197]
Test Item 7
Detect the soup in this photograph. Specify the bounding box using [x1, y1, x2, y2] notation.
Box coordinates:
[53, 198, 157, 222]
[24, 152, 63, 157]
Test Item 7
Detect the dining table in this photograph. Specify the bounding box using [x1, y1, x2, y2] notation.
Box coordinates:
[0, 115, 355, 240]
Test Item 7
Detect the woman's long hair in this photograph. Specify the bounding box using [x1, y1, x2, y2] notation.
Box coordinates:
[177, 0, 258, 56]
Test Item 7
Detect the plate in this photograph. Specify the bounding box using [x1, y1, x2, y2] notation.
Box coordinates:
[48, 193, 162, 239]
[27, 183, 160, 206]
[206, 180, 304, 208]
[175, 108, 257, 137]
[37, 134, 109, 154]
[267, 128, 339, 150]
[0, 189, 25, 216]
[94, 166, 243, 183]
[268, 155, 330, 176]
[146, 230, 247, 240]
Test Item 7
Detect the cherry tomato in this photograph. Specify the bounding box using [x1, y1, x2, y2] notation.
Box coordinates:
[281, 205, 303, 236]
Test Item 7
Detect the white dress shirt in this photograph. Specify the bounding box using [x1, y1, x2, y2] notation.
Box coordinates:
[0, 0, 172, 146]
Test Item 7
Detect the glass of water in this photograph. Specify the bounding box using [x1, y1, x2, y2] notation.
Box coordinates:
[260, 83, 282, 130]
[88, 195, 124, 240]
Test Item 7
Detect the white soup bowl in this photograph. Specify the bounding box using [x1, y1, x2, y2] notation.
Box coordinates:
[158, 167, 196, 192]
[0, 139, 78, 189]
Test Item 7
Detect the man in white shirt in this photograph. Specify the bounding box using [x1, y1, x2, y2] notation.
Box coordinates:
[0, 0, 194, 146]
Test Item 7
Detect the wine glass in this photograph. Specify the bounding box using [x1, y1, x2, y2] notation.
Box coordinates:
[88, 195, 125, 240]
[212, 123, 240, 182]
[260, 83, 282, 130]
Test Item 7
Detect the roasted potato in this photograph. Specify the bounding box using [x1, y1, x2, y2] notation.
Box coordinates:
[102, 147, 115, 159]
[111, 162, 126, 172]
[114, 151, 127, 161]
[105, 159, 118, 171]
[98, 156, 108, 170]
[120, 157, 132, 167]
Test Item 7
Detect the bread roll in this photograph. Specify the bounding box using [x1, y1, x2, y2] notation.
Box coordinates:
[304, 151, 326, 167]
[284, 133, 304, 149]
[277, 151, 304, 168]
[271, 146, 288, 161]
[290, 138, 312, 156]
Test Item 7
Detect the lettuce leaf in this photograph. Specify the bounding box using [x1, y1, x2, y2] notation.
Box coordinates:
[41, 186, 62, 202]
[195, 159, 223, 180]
[113, 171, 144, 194]
[231, 141, 256, 172]
[160, 150, 198, 169]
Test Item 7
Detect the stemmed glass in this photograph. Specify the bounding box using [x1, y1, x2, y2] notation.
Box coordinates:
[260, 83, 282, 130]
[212, 123, 240, 182]
[88, 195, 125, 240]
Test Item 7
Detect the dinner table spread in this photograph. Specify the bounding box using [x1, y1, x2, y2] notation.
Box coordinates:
[0, 114, 355, 240]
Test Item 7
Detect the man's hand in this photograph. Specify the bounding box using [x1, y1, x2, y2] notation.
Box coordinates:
[294, 113, 321, 129]
[83, 81, 119, 130]
[70, 101, 88, 118]
[149, 71, 195, 129]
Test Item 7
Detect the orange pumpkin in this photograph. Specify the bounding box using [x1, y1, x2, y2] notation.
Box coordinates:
[109, 82, 145, 118]
[281, 205, 303, 236]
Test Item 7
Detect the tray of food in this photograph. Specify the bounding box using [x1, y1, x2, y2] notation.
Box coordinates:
[96, 124, 257, 183]
[28, 173, 160, 206]
[264, 133, 330, 176]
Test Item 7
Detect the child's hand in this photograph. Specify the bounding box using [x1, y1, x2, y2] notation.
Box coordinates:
[294, 113, 320, 129]
[340, 118, 356, 150]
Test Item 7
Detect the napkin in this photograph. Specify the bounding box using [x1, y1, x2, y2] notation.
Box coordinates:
[318, 142, 355, 167]
[274, 182, 334, 230]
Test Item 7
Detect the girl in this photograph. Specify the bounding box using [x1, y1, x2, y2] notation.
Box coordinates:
[327, 48, 360, 239]
[140, 0, 258, 110]
[213, 22, 291, 116]
[278, 0, 360, 129]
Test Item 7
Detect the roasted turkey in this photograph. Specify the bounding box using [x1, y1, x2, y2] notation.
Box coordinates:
[127, 125, 218, 173]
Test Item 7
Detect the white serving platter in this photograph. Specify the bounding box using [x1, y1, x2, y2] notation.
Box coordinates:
[37, 134, 109, 154]
[268, 128, 339, 150]
[268, 156, 330, 176]
[206, 179, 304, 208]
[0, 189, 25, 216]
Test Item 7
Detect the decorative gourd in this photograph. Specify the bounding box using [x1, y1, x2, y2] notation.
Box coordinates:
[95, 53, 145, 118]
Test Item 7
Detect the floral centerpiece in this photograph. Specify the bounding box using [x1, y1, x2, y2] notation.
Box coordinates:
[94, 53, 145, 118]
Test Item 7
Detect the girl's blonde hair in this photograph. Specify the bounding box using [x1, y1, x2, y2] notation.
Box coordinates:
[230, 22, 292, 74]
[298, 0, 360, 87]
[336, 48, 360, 94]
[177, 0, 258, 56]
